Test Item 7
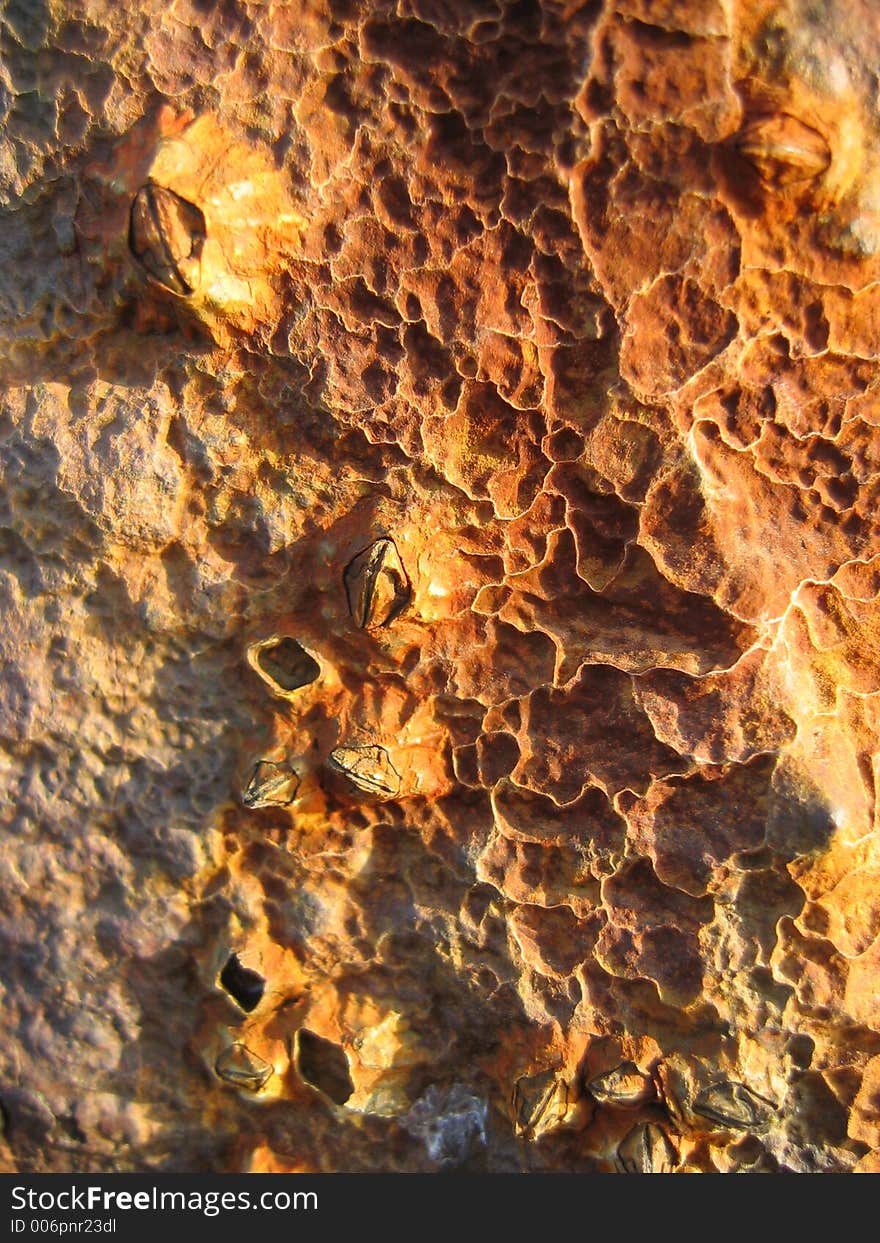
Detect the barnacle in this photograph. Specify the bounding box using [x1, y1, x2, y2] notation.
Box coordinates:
[241, 759, 300, 809]
[294, 1030, 354, 1106]
[693, 1081, 777, 1131]
[343, 538, 411, 629]
[214, 1043, 274, 1093]
[616, 1123, 678, 1174]
[218, 953, 265, 1013]
[246, 637, 320, 699]
[588, 1062, 655, 1109]
[129, 182, 206, 294]
[511, 1069, 578, 1141]
[733, 114, 831, 188]
[328, 743, 401, 799]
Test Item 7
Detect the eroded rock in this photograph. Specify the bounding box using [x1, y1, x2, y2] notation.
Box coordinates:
[1, 0, 878, 1176]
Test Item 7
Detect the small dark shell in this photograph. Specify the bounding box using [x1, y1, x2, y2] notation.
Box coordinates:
[214, 1043, 273, 1093]
[588, 1061, 655, 1108]
[693, 1080, 776, 1131]
[328, 743, 401, 798]
[343, 538, 411, 629]
[617, 1122, 677, 1174]
[511, 1069, 572, 1140]
[129, 182, 206, 294]
[734, 114, 830, 188]
[241, 760, 300, 809]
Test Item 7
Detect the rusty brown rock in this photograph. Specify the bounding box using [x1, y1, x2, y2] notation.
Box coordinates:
[0, 0, 878, 1176]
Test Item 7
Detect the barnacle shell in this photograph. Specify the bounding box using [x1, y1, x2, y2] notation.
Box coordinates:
[294, 1030, 354, 1106]
[343, 538, 411, 629]
[241, 760, 300, 809]
[218, 953, 265, 1012]
[129, 182, 205, 294]
[734, 113, 831, 188]
[693, 1081, 777, 1131]
[125, 114, 307, 339]
[588, 1061, 656, 1109]
[511, 1069, 581, 1141]
[214, 1043, 274, 1093]
[328, 743, 401, 799]
[617, 1122, 678, 1174]
[246, 637, 320, 700]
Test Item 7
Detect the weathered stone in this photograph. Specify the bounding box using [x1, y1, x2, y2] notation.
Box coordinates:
[1, 0, 878, 1177]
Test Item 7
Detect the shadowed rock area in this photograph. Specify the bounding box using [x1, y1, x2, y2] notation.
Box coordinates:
[0, 0, 879, 1174]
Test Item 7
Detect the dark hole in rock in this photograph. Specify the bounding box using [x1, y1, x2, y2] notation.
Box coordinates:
[295, 1029, 354, 1105]
[58, 1114, 88, 1144]
[257, 638, 320, 692]
[219, 953, 265, 1012]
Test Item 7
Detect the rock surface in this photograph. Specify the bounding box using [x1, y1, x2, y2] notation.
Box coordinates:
[1, 0, 878, 1173]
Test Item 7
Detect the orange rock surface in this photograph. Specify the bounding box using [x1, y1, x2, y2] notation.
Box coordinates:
[0, 0, 878, 1173]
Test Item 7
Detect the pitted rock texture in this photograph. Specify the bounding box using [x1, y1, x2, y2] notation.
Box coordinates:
[1, 0, 879, 1174]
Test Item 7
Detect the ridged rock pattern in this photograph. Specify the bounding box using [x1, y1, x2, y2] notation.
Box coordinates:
[1, 0, 879, 1173]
